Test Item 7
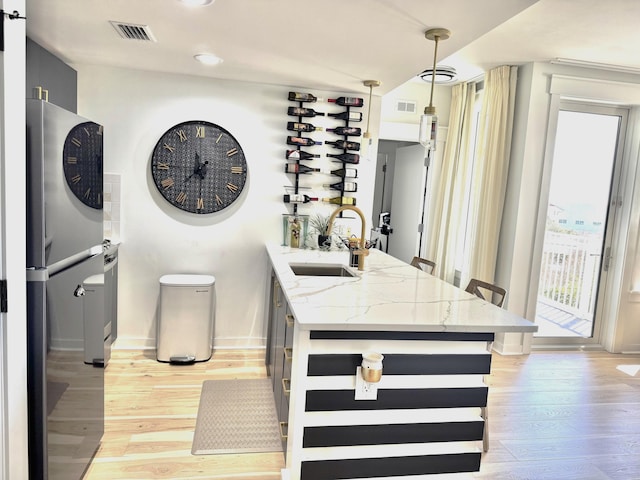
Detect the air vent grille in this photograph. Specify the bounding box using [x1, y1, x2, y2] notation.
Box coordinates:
[109, 21, 157, 42]
[396, 100, 416, 114]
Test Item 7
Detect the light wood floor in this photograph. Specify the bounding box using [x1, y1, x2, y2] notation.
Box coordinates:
[84, 349, 284, 479]
[84, 349, 640, 480]
[474, 350, 640, 480]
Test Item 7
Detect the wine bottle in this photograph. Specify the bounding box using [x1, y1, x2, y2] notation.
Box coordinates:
[327, 111, 362, 122]
[287, 121, 323, 132]
[287, 106, 325, 118]
[326, 152, 360, 164]
[323, 181, 357, 192]
[325, 167, 358, 178]
[283, 193, 318, 204]
[286, 149, 320, 160]
[288, 91, 317, 103]
[328, 97, 364, 107]
[287, 136, 322, 147]
[327, 126, 361, 136]
[322, 196, 357, 206]
[325, 140, 360, 151]
[285, 163, 321, 174]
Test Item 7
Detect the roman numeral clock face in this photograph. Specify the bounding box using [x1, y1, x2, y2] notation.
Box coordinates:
[62, 121, 104, 209]
[150, 121, 248, 214]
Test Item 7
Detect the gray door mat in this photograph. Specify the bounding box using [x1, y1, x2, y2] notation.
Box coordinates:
[192, 378, 283, 455]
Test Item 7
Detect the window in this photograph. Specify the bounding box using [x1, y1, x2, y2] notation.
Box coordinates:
[453, 86, 484, 280]
[535, 102, 626, 341]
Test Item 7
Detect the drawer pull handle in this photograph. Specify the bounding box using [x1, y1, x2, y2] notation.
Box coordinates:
[279, 421, 288, 440]
[285, 314, 295, 327]
[284, 347, 293, 362]
[282, 377, 291, 395]
[273, 280, 282, 308]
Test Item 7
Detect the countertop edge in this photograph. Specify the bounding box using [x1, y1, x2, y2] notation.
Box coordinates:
[266, 243, 538, 334]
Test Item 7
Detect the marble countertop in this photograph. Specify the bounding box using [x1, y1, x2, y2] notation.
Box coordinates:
[266, 243, 538, 333]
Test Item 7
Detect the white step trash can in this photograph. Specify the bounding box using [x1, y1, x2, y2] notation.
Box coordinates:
[157, 274, 216, 364]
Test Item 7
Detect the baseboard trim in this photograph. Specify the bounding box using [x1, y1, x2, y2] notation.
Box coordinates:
[112, 337, 266, 351]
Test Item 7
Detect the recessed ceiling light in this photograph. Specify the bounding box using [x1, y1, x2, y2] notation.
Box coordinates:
[194, 53, 223, 66]
[180, 0, 214, 6]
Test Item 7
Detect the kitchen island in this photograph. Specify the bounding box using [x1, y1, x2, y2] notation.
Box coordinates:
[265, 243, 537, 480]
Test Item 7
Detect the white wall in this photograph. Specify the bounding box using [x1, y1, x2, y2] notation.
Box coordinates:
[381, 80, 451, 127]
[75, 65, 380, 349]
[496, 61, 640, 353]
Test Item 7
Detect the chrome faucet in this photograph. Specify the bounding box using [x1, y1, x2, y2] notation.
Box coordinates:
[325, 205, 368, 271]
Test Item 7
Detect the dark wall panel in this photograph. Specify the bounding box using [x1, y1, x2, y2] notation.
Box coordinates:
[310, 331, 494, 342]
[305, 387, 488, 411]
[307, 353, 492, 376]
[300, 452, 482, 480]
[303, 421, 484, 447]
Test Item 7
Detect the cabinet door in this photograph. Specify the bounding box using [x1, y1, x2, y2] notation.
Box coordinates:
[267, 276, 285, 384]
[273, 285, 287, 409]
[279, 308, 294, 422]
[266, 276, 276, 378]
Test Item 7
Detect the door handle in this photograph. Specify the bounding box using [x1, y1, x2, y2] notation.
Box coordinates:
[603, 246, 612, 271]
[279, 421, 288, 440]
[285, 314, 294, 328]
[273, 280, 281, 307]
[284, 347, 293, 362]
[281, 377, 290, 395]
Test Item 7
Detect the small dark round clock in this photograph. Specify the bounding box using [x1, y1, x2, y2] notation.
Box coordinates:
[150, 120, 248, 214]
[62, 121, 104, 209]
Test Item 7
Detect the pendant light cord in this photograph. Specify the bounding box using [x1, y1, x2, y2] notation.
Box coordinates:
[363, 80, 380, 139]
[428, 34, 440, 109]
[365, 84, 373, 136]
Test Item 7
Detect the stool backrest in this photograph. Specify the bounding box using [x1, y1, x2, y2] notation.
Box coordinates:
[410, 256, 436, 275]
[465, 278, 506, 308]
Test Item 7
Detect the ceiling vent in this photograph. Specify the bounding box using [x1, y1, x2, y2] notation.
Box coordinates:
[109, 21, 157, 42]
[396, 100, 416, 114]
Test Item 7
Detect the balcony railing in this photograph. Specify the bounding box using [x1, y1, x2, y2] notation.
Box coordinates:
[538, 231, 602, 321]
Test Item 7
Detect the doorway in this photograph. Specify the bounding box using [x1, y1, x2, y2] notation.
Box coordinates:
[373, 140, 425, 262]
[387, 143, 428, 264]
[534, 102, 627, 345]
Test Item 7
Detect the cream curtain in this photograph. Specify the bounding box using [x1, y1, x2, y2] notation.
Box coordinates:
[463, 65, 518, 285]
[424, 81, 476, 284]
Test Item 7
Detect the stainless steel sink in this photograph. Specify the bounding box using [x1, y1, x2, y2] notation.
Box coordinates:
[289, 263, 356, 277]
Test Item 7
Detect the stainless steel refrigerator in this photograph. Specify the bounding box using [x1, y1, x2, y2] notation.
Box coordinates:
[26, 99, 105, 479]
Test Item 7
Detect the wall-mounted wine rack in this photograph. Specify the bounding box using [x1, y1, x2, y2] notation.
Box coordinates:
[284, 91, 363, 219]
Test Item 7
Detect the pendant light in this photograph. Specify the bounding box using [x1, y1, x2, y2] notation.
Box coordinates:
[419, 28, 451, 150]
[363, 80, 380, 139]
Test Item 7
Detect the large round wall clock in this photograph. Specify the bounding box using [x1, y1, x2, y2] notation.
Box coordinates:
[150, 120, 248, 214]
[62, 121, 104, 209]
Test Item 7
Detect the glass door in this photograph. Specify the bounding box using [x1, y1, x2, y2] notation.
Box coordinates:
[534, 102, 627, 344]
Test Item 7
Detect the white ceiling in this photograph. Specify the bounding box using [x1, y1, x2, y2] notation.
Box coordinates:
[24, 0, 640, 97]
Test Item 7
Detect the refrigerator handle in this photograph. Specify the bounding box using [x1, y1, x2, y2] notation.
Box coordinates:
[47, 245, 103, 278]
